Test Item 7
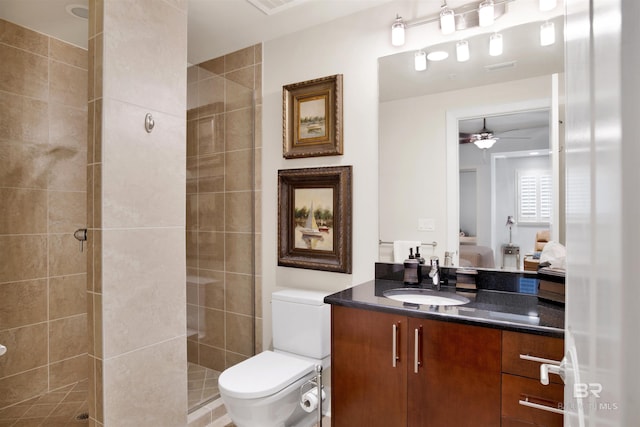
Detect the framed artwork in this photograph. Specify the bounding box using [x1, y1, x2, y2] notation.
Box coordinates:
[282, 74, 343, 159]
[278, 166, 352, 273]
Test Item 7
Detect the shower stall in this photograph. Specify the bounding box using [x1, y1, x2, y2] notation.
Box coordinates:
[185, 44, 262, 411]
[0, 15, 261, 420]
[0, 18, 90, 423]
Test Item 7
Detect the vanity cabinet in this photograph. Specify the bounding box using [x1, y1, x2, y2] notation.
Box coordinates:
[501, 331, 564, 427]
[330, 305, 408, 426]
[330, 305, 501, 427]
[407, 317, 502, 426]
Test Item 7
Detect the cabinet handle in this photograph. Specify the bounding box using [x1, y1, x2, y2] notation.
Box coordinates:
[519, 397, 565, 415]
[392, 323, 399, 367]
[519, 354, 561, 365]
[413, 326, 422, 373]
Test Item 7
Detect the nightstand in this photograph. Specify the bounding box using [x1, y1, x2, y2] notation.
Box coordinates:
[502, 244, 520, 269]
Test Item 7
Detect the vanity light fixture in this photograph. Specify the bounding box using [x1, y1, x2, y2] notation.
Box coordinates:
[440, 3, 456, 35]
[390, 0, 511, 46]
[539, 0, 557, 12]
[414, 50, 427, 71]
[391, 15, 405, 46]
[478, 0, 495, 27]
[456, 40, 470, 62]
[540, 21, 555, 46]
[489, 32, 503, 56]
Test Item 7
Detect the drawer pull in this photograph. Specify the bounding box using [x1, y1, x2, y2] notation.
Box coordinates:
[392, 323, 399, 367]
[519, 398, 565, 415]
[519, 354, 561, 365]
[413, 326, 422, 373]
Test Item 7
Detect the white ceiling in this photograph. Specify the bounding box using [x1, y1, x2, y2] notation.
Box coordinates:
[0, 0, 394, 63]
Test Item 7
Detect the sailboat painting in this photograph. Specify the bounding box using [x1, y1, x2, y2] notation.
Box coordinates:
[294, 188, 334, 251]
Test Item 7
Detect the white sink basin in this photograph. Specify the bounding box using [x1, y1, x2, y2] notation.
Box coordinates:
[383, 288, 470, 306]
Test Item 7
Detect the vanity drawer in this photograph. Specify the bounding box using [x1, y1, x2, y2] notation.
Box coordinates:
[502, 331, 564, 383]
[502, 374, 564, 427]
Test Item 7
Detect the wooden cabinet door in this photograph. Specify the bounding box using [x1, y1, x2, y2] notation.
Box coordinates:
[331, 305, 408, 427]
[407, 318, 501, 427]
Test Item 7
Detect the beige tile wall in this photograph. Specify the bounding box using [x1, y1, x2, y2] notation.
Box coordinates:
[186, 45, 263, 376]
[0, 18, 88, 410]
[87, 0, 188, 425]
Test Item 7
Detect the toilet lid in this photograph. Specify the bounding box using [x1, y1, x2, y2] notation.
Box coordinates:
[218, 351, 314, 399]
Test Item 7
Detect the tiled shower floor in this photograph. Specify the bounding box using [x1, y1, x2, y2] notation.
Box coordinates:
[0, 380, 89, 427]
[188, 363, 221, 410]
[0, 364, 221, 426]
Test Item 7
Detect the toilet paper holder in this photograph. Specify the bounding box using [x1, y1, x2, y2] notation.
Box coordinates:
[299, 365, 324, 426]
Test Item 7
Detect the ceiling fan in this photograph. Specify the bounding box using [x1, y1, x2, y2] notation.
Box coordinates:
[459, 117, 531, 149]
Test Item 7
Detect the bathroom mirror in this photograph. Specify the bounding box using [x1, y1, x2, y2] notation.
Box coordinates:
[378, 16, 565, 270]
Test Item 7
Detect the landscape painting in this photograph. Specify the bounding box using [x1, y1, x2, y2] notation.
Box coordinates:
[277, 166, 352, 273]
[282, 74, 343, 158]
[294, 187, 334, 251]
[298, 96, 327, 140]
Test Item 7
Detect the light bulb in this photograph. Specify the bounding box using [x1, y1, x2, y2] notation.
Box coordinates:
[478, 0, 494, 27]
[540, 21, 555, 46]
[391, 16, 405, 46]
[456, 40, 470, 62]
[489, 32, 503, 56]
[440, 8, 456, 35]
[414, 50, 427, 71]
[427, 51, 449, 61]
[539, 0, 557, 12]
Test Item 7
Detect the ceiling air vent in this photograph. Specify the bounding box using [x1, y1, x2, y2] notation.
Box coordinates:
[246, 0, 311, 15]
[484, 61, 518, 72]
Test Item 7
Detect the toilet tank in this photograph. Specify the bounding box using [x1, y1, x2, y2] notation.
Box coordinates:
[272, 289, 331, 359]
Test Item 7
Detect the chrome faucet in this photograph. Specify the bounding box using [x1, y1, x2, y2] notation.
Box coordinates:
[429, 256, 440, 290]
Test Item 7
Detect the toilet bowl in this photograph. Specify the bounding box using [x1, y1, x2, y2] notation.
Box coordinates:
[219, 351, 318, 427]
[218, 289, 331, 427]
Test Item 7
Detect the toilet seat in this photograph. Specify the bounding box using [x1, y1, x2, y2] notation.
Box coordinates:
[218, 351, 314, 399]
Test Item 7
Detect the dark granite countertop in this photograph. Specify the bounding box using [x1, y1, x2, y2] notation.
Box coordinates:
[324, 279, 565, 338]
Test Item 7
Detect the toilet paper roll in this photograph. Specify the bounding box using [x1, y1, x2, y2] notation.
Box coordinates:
[299, 388, 326, 413]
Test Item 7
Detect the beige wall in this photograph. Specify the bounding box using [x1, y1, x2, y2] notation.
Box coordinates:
[185, 45, 262, 374]
[0, 18, 88, 409]
[87, 0, 188, 425]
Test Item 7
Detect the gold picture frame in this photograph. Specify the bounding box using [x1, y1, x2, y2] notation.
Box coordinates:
[282, 74, 343, 159]
[278, 166, 352, 273]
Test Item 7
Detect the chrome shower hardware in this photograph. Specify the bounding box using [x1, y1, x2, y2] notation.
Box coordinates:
[73, 228, 87, 252]
[145, 113, 155, 133]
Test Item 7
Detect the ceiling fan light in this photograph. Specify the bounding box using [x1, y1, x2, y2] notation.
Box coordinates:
[414, 50, 427, 71]
[478, 0, 495, 27]
[391, 16, 405, 46]
[489, 32, 503, 56]
[440, 8, 456, 35]
[456, 40, 470, 62]
[540, 21, 555, 46]
[539, 0, 557, 12]
[474, 138, 497, 149]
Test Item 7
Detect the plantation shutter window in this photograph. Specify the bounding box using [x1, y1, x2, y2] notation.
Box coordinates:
[517, 169, 552, 224]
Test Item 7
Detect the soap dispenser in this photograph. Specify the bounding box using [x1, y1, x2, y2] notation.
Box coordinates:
[403, 248, 421, 285]
[415, 246, 425, 265]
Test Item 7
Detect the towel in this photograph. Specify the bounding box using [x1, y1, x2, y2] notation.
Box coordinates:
[393, 240, 422, 263]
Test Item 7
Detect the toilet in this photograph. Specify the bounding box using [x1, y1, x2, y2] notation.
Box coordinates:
[218, 289, 331, 427]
